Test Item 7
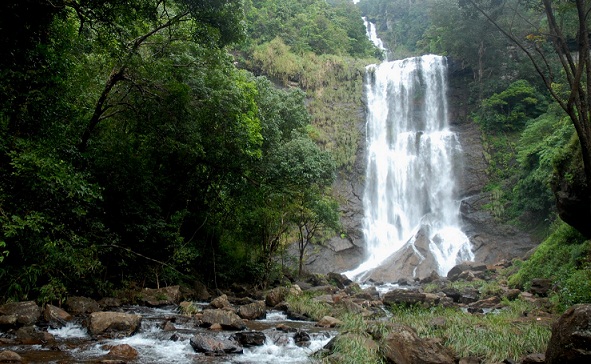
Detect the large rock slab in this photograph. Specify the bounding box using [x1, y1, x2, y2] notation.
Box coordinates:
[237, 301, 266, 320]
[545, 304, 591, 363]
[201, 309, 245, 330]
[65, 296, 100, 315]
[89, 312, 141, 338]
[231, 332, 266, 347]
[380, 324, 455, 364]
[0, 301, 41, 326]
[43, 304, 73, 328]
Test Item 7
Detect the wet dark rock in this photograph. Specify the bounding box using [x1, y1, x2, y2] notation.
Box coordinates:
[380, 324, 455, 364]
[459, 288, 480, 304]
[89, 312, 142, 338]
[521, 353, 545, 363]
[294, 330, 311, 347]
[201, 309, 245, 330]
[0, 301, 41, 327]
[189, 333, 243, 355]
[327, 272, 352, 289]
[286, 310, 309, 321]
[545, 304, 591, 363]
[231, 331, 266, 347]
[420, 270, 441, 284]
[162, 320, 176, 331]
[530, 278, 553, 297]
[15, 325, 55, 345]
[344, 282, 362, 295]
[43, 304, 73, 328]
[442, 287, 462, 302]
[237, 301, 266, 320]
[65, 296, 101, 315]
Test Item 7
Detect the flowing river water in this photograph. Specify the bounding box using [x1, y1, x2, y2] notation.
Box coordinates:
[2, 305, 335, 363]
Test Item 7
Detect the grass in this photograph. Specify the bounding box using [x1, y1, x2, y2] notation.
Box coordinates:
[285, 291, 333, 321]
[387, 300, 552, 363]
[286, 290, 551, 363]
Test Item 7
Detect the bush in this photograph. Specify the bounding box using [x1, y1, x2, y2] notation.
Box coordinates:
[508, 221, 590, 309]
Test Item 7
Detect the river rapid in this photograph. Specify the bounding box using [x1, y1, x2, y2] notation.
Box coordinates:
[1, 305, 335, 363]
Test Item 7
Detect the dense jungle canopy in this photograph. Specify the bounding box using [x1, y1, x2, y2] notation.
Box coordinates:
[1, 0, 590, 306]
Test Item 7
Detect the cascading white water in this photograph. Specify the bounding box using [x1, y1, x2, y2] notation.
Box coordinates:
[362, 17, 385, 51]
[345, 55, 474, 281]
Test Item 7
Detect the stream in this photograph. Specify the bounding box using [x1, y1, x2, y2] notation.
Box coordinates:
[2, 305, 335, 363]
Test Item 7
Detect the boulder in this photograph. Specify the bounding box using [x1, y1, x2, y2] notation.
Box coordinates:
[265, 287, 289, 307]
[503, 289, 521, 301]
[316, 316, 342, 328]
[237, 301, 266, 320]
[15, 325, 55, 345]
[0, 350, 22, 362]
[545, 304, 591, 363]
[194, 281, 211, 301]
[0, 301, 41, 326]
[89, 312, 142, 338]
[447, 261, 488, 281]
[189, 333, 243, 355]
[468, 296, 501, 310]
[106, 344, 139, 360]
[210, 294, 232, 310]
[294, 330, 311, 347]
[327, 272, 352, 289]
[138, 285, 181, 306]
[43, 304, 73, 327]
[98, 297, 122, 309]
[380, 324, 455, 364]
[530, 278, 553, 297]
[201, 309, 245, 330]
[231, 332, 266, 347]
[65, 296, 101, 315]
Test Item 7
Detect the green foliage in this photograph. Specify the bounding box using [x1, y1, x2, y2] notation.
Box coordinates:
[513, 105, 575, 216]
[245, 0, 375, 57]
[475, 80, 547, 132]
[508, 221, 590, 309]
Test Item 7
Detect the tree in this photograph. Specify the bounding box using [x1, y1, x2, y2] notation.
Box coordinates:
[465, 0, 591, 237]
[292, 191, 340, 277]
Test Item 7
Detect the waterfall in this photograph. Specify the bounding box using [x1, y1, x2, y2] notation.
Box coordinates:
[344, 55, 474, 281]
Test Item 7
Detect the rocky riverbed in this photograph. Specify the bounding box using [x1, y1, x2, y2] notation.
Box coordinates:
[1, 261, 589, 363]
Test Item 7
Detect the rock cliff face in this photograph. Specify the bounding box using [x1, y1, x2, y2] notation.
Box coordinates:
[298, 59, 538, 280]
